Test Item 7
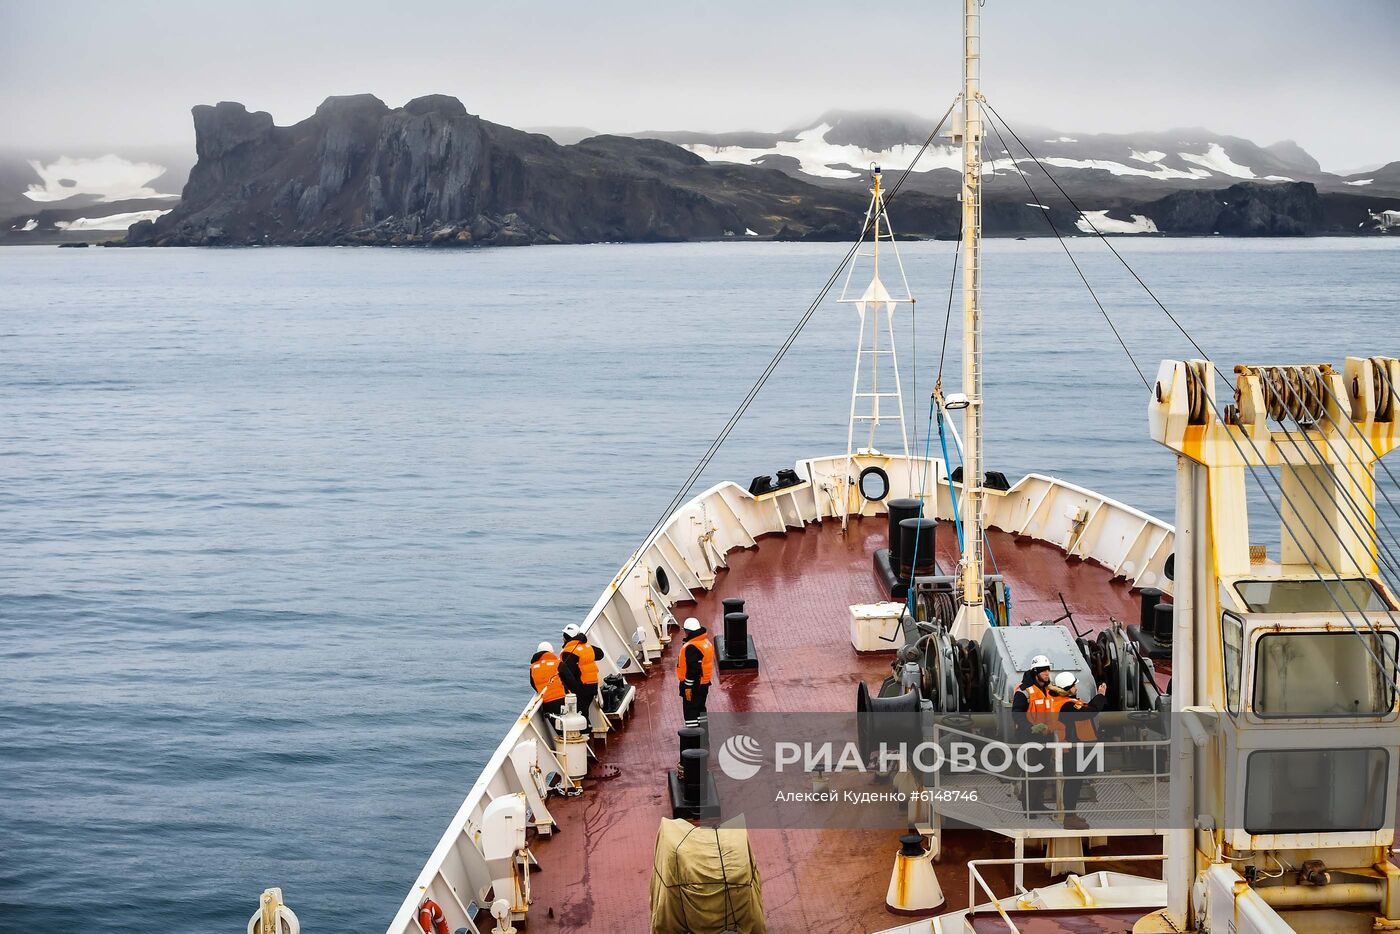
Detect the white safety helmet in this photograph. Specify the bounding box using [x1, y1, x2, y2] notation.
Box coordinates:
[1028, 655, 1051, 671]
[1054, 671, 1078, 690]
[562, 623, 582, 638]
[537, 641, 554, 654]
[683, 617, 702, 632]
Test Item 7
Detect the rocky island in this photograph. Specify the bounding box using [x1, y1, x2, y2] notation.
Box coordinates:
[121, 94, 1400, 247]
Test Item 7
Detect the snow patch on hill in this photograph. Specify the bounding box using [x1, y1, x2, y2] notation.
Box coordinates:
[1042, 156, 1209, 181]
[55, 209, 172, 231]
[1178, 143, 1258, 180]
[25, 155, 178, 203]
[682, 123, 962, 178]
[1130, 150, 1166, 164]
[1076, 210, 1158, 234]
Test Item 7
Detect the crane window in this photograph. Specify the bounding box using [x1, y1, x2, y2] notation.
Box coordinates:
[1235, 578, 1387, 614]
[1253, 631, 1396, 717]
[1244, 748, 1388, 834]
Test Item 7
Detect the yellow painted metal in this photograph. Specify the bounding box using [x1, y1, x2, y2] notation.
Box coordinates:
[957, 0, 986, 626]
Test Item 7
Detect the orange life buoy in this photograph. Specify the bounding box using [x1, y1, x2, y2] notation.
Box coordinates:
[417, 898, 450, 934]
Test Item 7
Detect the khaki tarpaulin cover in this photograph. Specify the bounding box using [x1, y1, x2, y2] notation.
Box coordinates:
[650, 818, 765, 934]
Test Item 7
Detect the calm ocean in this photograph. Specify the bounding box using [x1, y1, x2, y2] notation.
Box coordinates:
[2, 238, 1397, 931]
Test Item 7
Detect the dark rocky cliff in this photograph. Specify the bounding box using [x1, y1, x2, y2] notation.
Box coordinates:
[127, 94, 882, 247]
[124, 94, 1400, 247]
[1145, 182, 1326, 236]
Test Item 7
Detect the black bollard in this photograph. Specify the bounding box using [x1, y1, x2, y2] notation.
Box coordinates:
[1127, 587, 1172, 660]
[678, 726, 705, 755]
[679, 748, 707, 804]
[668, 746, 721, 819]
[898, 517, 937, 580]
[724, 612, 748, 657]
[886, 498, 923, 569]
[718, 611, 759, 671]
[1154, 603, 1174, 643]
[1138, 587, 1163, 632]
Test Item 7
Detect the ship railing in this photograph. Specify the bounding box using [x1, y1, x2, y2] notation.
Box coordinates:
[595, 453, 1172, 684]
[966, 853, 1167, 933]
[928, 720, 1172, 828]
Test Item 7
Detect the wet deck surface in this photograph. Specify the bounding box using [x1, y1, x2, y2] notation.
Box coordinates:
[967, 907, 1150, 933]
[524, 516, 1157, 933]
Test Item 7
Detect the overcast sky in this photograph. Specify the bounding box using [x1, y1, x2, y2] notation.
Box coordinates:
[2, 0, 1397, 171]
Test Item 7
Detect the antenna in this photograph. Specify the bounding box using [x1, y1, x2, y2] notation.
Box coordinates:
[836, 165, 914, 530]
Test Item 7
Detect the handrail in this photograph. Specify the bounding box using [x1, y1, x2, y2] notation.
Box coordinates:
[929, 721, 1172, 822]
[966, 853, 1167, 933]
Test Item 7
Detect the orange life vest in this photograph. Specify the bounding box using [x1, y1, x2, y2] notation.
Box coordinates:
[1019, 682, 1056, 731]
[531, 652, 565, 702]
[1050, 695, 1098, 743]
[564, 638, 599, 685]
[677, 634, 715, 685]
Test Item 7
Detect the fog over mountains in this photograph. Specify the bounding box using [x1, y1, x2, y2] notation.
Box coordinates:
[3, 102, 1397, 245]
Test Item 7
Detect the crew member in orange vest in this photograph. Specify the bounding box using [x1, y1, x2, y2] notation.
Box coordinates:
[677, 617, 716, 730]
[1012, 654, 1056, 813]
[1050, 671, 1106, 830]
[559, 623, 605, 721]
[529, 641, 567, 720]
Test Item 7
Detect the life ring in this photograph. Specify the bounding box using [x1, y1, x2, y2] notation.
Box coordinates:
[418, 897, 450, 934]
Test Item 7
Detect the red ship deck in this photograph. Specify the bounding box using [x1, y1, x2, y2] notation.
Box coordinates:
[525, 516, 1160, 933]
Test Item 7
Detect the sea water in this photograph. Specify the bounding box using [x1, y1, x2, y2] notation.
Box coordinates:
[2, 238, 1397, 931]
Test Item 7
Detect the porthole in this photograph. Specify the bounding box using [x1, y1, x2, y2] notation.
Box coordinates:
[858, 465, 890, 502]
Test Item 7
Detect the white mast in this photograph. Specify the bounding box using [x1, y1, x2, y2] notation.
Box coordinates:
[954, 0, 987, 638]
[838, 167, 914, 530]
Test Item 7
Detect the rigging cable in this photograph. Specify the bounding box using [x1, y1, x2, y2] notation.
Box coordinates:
[936, 226, 963, 380]
[991, 94, 1400, 533]
[611, 99, 961, 597]
[980, 110, 1149, 390]
[1264, 379, 1400, 587]
[1200, 383, 1398, 675]
[989, 96, 1400, 538]
[930, 214, 1005, 624]
[1266, 377, 1400, 586]
[982, 99, 1213, 364]
[983, 100, 1399, 675]
[1320, 377, 1400, 529]
[907, 392, 941, 621]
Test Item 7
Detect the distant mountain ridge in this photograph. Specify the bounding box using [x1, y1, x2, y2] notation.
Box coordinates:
[4, 101, 1398, 245]
[642, 109, 1386, 200]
